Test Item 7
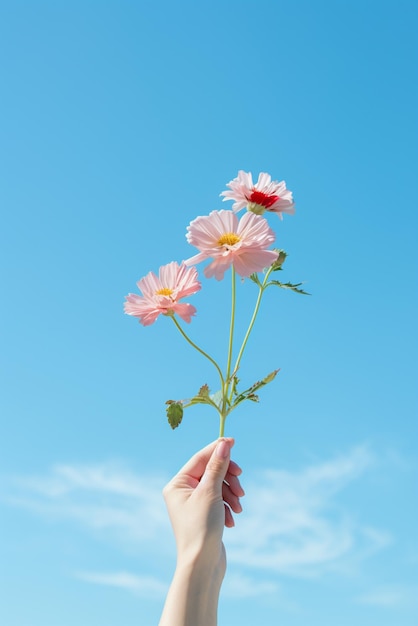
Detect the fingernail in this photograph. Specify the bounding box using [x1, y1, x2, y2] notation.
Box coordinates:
[216, 439, 230, 459]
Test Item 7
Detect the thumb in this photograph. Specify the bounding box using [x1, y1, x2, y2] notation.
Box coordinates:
[199, 438, 233, 493]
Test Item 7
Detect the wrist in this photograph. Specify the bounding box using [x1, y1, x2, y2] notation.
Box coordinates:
[176, 544, 226, 587]
[159, 552, 224, 626]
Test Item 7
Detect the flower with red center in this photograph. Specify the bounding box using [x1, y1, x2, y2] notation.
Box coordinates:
[184, 209, 278, 280]
[124, 261, 201, 326]
[221, 170, 295, 218]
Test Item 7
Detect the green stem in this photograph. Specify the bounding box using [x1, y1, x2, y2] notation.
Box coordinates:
[219, 413, 226, 438]
[233, 267, 274, 374]
[226, 267, 236, 383]
[170, 315, 224, 388]
[220, 267, 237, 433]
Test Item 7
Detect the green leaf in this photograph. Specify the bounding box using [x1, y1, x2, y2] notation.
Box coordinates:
[210, 389, 224, 409]
[270, 249, 287, 271]
[249, 273, 262, 286]
[231, 375, 240, 397]
[232, 369, 280, 408]
[197, 384, 210, 398]
[188, 384, 217, 408]
[247, 369, 280, 393]
[166, 401, 184, 429]
[267, 280, 310, 295]
[263, 369, 279, 384]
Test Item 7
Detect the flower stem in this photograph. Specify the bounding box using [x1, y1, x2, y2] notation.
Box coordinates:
[219, 267, 237, 434]
[226, 267, 236, 383]
[170, 316, 224, 388]
[219, 413, 226, 438]
[233, 266, 274, 374]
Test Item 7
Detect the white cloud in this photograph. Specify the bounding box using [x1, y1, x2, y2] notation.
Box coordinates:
[5, 462, 170, 545]
[225, 446, 391, 576]
[77, 570, 281, 601]
[76, 570, 167, 597]
[223, 572, 279, 598]
[2, 445, 390, 579]
[356, 584, 418, 609]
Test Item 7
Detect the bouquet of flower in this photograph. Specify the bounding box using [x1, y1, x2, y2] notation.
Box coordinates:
[124, 171, 308, 437]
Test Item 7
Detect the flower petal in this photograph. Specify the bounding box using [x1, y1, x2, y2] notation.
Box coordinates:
[221, 170, 295, 217]
[124, 262, 201, 326]
[185, 210, 277, 280]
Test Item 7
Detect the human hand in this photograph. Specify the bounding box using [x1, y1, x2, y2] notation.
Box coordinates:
[162, 438, 244, 573]
[159, 439, 243, 625]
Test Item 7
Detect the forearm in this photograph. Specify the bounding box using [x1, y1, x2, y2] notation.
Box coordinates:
[158, 557, 224, 626]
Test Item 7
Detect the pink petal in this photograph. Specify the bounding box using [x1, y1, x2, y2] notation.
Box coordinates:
[204, 256, 233, 280]
[232, 249, 279, 277]
[171, 302, 197, 323]
[137, 271, 161, 299]
[221, 170, 295, 216]
[124, 262, 200, 326]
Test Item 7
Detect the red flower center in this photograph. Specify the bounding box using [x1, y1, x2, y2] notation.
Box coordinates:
[249, 189, 279, 208]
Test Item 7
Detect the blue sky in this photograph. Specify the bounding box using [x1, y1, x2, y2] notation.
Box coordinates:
[0, 1, 417, 625]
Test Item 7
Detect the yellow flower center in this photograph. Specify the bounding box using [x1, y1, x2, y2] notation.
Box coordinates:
[217, 232, 241, 247]
[155, 287, 174, 296]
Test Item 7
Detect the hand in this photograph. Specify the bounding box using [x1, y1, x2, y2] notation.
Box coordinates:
[162, 438, 244, 573]
[159, 438, 244, 626]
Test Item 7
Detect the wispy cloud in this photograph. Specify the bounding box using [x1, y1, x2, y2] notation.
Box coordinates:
[226, 445, 391, 576]
[76, 569, 281, 600]
[4, 462, 170, 546]
[356, 584, 418, 609]
[76, 570, 167, 597]
[2, 445, 390, 579]
[223, 572, 280, 598]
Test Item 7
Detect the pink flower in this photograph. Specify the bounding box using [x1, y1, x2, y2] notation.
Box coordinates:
[185, 210, 278, 280]
[221, 170, 295, 218]
[124, 262, 201, 326]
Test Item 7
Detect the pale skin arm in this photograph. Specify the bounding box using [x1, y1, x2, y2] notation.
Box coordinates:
[158, 438, 244, 626]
